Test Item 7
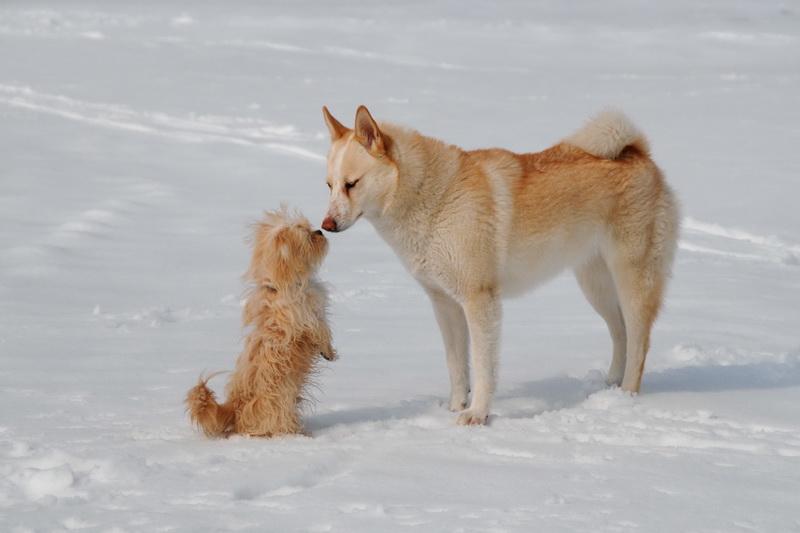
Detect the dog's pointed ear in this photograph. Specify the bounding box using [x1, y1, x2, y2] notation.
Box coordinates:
[355, 105, 386, 156]
[323, 106, 350, 141]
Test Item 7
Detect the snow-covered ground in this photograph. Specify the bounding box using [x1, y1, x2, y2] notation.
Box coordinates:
[2, 1, 799, 531]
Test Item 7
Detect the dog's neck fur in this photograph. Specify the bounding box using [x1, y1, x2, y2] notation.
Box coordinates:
[368, 123, 463, 254]
[364, 123, 478, 273]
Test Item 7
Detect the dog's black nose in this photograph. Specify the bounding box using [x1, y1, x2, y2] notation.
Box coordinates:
[314, 229, 323, 236]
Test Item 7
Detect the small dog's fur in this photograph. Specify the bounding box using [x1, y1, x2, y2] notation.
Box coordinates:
[321, 106, 679, 425]
[185, 207, 336, 438]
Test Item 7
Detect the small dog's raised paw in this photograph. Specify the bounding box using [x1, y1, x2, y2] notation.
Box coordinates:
[321, 345, 338, 361]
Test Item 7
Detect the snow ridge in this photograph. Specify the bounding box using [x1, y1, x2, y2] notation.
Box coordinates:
[0, 84, 325, 161]
[681, 216, 800, 266]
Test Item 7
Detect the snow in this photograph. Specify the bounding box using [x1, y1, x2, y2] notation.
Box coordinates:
[1, 1, 799, 531]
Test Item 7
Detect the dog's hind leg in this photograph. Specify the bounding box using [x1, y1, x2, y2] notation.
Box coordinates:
[612, 261, 663, 394]
[574, 254, 627, 387]
[426, 288, 471, 411]
[611, 191, 679, 393]
[609, 226, 675, 394]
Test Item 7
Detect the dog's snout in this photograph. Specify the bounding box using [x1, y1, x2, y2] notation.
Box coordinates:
[321, 217, 337, 232]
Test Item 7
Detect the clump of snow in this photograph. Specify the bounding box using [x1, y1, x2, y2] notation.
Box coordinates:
[12, 463, 75, 501]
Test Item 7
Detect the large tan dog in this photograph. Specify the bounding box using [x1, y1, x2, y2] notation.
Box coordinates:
[321, 106, 679, 425]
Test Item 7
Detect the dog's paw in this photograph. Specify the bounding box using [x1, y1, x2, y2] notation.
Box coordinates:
[321, 346, 338, 361]
[455, 408, 488, 426]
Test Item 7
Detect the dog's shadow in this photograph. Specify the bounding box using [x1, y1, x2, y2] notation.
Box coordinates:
[496, 356, 800, 419]
[310, 356, 800, 430]
[491, 374, 604, 420]
[307, 396, 444, 433]
[645, 357, 800, 394]
[308, 376, 600, 431]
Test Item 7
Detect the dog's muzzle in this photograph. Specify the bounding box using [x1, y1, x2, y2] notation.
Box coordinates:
[321, 217, 338, 232]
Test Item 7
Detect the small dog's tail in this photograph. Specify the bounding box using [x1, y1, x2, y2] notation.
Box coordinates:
[185, 372, 236, 438]
[563, 109, 650, 160]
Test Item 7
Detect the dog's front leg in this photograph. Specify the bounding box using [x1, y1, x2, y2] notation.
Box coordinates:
[456, 288, 501, 426]
[425, 287, 470, 411]
[321, 342, 338, 361]
[316, 321, 338, 361]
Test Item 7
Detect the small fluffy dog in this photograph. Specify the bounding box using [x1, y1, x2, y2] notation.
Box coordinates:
[185, 207, 336, 438]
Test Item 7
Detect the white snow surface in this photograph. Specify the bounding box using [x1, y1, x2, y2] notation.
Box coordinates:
[2, 1, 799, 532]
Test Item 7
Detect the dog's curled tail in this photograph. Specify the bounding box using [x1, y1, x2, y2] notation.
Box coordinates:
[564, 109, 650, 160]
[185, 372, 236, 438]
